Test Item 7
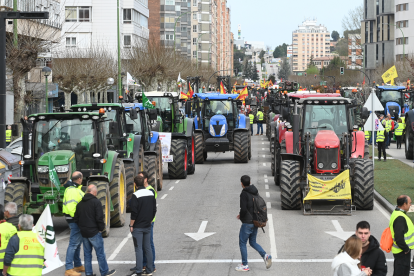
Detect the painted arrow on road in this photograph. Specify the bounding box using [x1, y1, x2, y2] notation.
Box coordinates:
[185, 221, 216, 241]
[325, 220, 354, 241]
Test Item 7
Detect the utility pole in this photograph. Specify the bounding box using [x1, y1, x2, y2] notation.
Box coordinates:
[13, 0, 17, 47]
[117, 0, 122, 97]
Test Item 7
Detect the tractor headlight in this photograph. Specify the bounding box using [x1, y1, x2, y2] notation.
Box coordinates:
[220, 125, 226, 136]
[209, 124, 215, 136]
[318, 163, 324, 169]
[38, 166, 49, 173]
[55, 165, 69, 173]
[331, 163, 337, 169]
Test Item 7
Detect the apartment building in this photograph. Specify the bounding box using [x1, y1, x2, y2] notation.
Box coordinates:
[216, 0, 232, 74]
[348, 34, 363, 69]
[361, 0, 394, 74]
[61, 0, 149, 53]
[292, 20, 331, 74]
[394, 0, 413, 61]
[313, 56, 348, 70]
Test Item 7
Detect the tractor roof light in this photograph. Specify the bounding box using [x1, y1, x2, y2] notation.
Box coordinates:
[108, 107, 112, 111]
[82, 115, 89, 119]
[119, 96, 123, 101]
[152, 101, 156, 107]
[99, 108, 105, 114]
[352, 89, 358, 92]
[39, 116, 46, 120]
[336, 90, 340, 93]
[29, 117, 36, 121]
[78, 108, 82, 111]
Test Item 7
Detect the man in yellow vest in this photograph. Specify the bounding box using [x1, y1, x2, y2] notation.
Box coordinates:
[395, 118, 404, 149]
[2, 214, 44, 276]
[390, 195, 414, 275]
[63, 171, 85, 276]
[256, 108, 264, 136]
[5, 125, 11, 146]
[0, 205, 17, 272]
[376, 130, 386, 161]
[248, 111, 254, 136]
[384, 115, 393, 149]
[364, 131, 371, 145]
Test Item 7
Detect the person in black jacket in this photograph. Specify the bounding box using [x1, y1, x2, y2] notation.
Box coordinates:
[74, 185, 116, 276]
[338, 221, 387, 276]
[235, 175, 272, 272]
[128, 175, 156, 276]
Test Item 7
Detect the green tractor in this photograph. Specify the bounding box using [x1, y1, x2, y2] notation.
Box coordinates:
[5, 111, 123, 236]
[135, 91, 196, 179]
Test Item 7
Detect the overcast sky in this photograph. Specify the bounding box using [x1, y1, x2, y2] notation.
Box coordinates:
[227, 0, 363, 50]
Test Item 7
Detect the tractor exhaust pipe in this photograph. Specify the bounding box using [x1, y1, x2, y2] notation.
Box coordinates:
[293, 100, 299, 155]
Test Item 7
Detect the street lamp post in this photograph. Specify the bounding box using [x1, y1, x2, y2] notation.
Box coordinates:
[42, 66, 52, 113]
[107, 77, 114, 103]
[117, 0, 122, 97]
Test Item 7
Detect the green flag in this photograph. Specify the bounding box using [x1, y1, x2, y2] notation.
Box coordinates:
[48, 157, 60, 191]
[142, 92, 155, 109]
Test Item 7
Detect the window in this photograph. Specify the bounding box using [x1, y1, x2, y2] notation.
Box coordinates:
[65, 7, 91, 22]
[382, 42, 385, 65]
[165, 34, 174, 40]
[365, 0, 367, 18]
[65, 7, 77, 22]
[396, 37, 409, 45]
[396, 3, 409, 11]
[123, 9, 132, 24]
[193, 25, 197, 32]
[193, 51, 197, 58]
[376, 0, 379, 15]
[397, 20, 409, 28]
[377, 18, 380, 41]
[193, 0, 197, 6]
[175, 5, 181, 11]
[124, 35, 131, 47]
[78, 7, 91, 22]
[193, 13, 197, 20]
[387, 15, 390, 39]
[376, 44, 378, 60]
[193, 38, 197, 45]
[166, 0, 175, 5]
[369, 21, 373, 42]
[66, 37, 76, 47]
[382, 0, 384, 13]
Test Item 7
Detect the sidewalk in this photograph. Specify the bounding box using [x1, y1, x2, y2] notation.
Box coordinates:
[382, 143, 414, 168]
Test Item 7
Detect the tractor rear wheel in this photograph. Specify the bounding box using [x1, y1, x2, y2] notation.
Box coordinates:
[124, 162, 135, 213]
[90, 180, 111, 237]
[109, 159, 126, 227]
[364, 140, 370, 159]
[405, 116, 414, 159]
[234, 131, 249, 163]
[154, 140, 163, 191]
[274, 141, 286, 186]
[145, 155, 159, 190]
[4, 182, 28, 216]
[187, 135, 196, 175]
[195, 132, 204, 164]
[280, 160, 301, 210]
[138, 144, 144, 171]
[168, 139, 188, 179]
[353, 159, 374, 210]
[248, 132, 252, 160]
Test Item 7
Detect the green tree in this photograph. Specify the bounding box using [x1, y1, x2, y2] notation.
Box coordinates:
[273, 43, 288, 58]
[260, 57, 265, 64]
[278, 58, 291, 80]
[331, 30, 340, 41]
[326, 56, 345, 71]
[259, 50, 265, 59]
[252, 62, 259, 81]
[334, 38, 348, 56]
[268, 75, 276, 84]
[243, 60, 253, 80]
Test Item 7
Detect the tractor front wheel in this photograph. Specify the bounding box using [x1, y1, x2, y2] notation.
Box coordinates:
[234, 132, 249, 163]
[109, 159, 126, 227]
[353, 159, 374, 210]
[280, 160, 301, 210]
[187, 135, 196, 175]
[168, 139, 188, 179]
[124, 162, 135, 213]
[195, 133, 204, 164]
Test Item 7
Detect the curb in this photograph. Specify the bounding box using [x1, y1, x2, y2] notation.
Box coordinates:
[374, 189, 395, 214]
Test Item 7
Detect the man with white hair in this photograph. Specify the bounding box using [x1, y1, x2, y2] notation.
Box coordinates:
[2, 214, 44, 276]
[0, 204, 17, 272]
[4, 202, 19, 228]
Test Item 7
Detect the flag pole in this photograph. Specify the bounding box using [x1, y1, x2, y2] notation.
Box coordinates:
[371, 88, 375, 170]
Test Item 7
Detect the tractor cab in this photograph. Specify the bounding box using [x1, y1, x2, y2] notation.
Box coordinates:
[376, 86, 408, 118]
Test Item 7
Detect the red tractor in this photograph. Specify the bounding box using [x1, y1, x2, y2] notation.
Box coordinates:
[276, 96, 372, 214]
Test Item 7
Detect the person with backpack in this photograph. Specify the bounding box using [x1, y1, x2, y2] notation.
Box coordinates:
[235, 175, 272, 272]
[338, 221, 387, 276]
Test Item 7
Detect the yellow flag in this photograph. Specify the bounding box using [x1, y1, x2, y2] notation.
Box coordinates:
[303, 170, 352, 202]
[381, 65, 398, 84]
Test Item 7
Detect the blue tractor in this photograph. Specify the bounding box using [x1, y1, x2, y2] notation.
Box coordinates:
[185, 93, 251, 163]
[376, 85, 410, 119]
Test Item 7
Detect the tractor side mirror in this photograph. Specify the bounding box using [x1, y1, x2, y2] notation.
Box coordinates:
[130, 108, 138, 120]
[361, 107, 369, 120]
[126, 124, 134, 133]
[148, 109, 158, 121]
[109, 121, 119, 135]
[185, 101, 192, 115]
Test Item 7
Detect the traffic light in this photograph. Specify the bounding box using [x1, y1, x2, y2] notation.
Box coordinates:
[340, 67, 344, 75]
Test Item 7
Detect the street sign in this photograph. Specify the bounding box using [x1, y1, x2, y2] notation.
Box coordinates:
[363, 114, 384, 131]
[363, 93, 383, 111]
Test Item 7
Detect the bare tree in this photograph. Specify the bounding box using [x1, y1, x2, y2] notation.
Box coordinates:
[342, 4, 364, 35]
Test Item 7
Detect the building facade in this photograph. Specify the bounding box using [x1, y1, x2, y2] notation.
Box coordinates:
[348, 34, 363, 69]
[292, 20, 331, 74]
[394, 0, 414, 61]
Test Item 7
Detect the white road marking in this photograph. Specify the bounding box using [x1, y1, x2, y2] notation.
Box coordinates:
[268, 214, 277, 258]
[265, 185, 269, 189]
[161, 194, 168, 199]
[262, 142, 264, 144]
[262, 148, 265, 150]
[107, 233, 132, 261]
[263, 163, 266, 166]
[169, 186, 174, 190]
[267, 202, 271, 209]
[325, 220, 355, 241]
[184, 221, 215, 241]
[264, 174, 268, 178]
[175, 180, 180, 184]
[264, 179, 268, 183]
[263, 155, 265, 158]
[375, 200, 391, 219]
[266, 192, 270, 198]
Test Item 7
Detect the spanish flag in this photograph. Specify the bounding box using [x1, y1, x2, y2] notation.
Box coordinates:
[220, 81, 226, 94]
[187, 84, 194, 99]
[268, 80, 274, 87]
[243, 81, 247, 86]
[180, 92, 188, 100]
[237, 86, 248, 101]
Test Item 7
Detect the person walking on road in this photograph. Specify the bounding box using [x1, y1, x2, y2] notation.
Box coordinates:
[236, 175, 272, 272]
[390, 195, 414, 276]
[255, 108, 264, 136]
[248, 111, 254, 136]
[338, 221, 387, 275]
[63, 171, 85, 276]
[376, 129, 387, 161]
[128, 174, 156, 276]
[2, 215, 44, 276]
[332, 236, 372, 276]
[4, 202, 19, 229]
[395, 118, 403, 149]
[74, 185, 116, 276]
[0, 204, 17, 272]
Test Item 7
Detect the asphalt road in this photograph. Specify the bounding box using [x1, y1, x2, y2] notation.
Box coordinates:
[48, 127, 396, 276]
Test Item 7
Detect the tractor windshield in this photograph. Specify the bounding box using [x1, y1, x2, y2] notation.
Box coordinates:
[146, 96, 173, 132]
[342, 89, 353, 98]
[378, 90, 403, 107]
[204, 100, 234, 129]
[34, 119, 101, 170]
[303, 104, 348, 139]
[125, 112, 142, 134]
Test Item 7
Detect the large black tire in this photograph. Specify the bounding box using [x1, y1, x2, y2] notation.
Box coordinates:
[248, 132, 252, 160]
[154, 140, 163, 191]
[280, 160, 301, 210]
[274, 141, 286, 186]
[138, 144, 144, 171]
[187, 135, 196, 175]
[109, 159, 126, 227]
[195, 132, 204, 164]
[405, 116, 413, 159]
[353, 159, 374, 210]
[4, 182, 28, 216]
[124, 162, 135, 213]
[144, 155, 159, 190]
[90, 180, 111, 237]
[168, 139, 188, 179]
[234, 131, 249, 163]
[364, 140, 369, 159]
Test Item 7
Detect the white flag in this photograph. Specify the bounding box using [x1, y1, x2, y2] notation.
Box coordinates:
[177, 72, 181, 83]
[127, 72, 135, 86]
[33, 205, 64, 274]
